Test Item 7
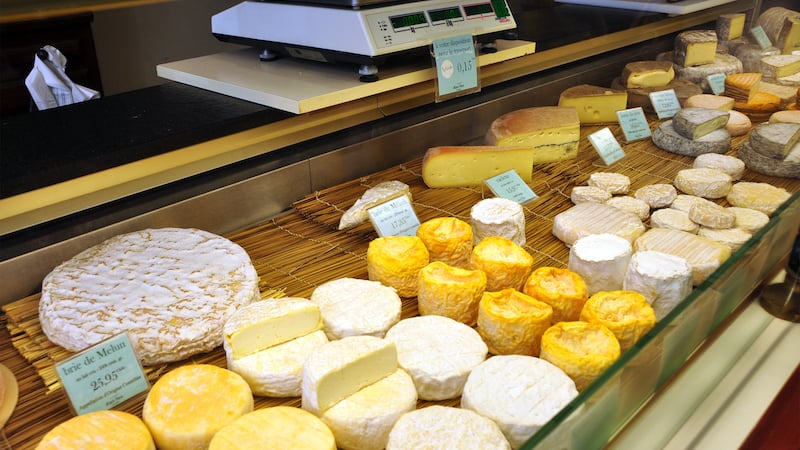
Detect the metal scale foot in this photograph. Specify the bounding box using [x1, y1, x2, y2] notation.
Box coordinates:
[760, 233, 800, 322]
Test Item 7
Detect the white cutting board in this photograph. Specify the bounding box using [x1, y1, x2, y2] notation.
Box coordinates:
[555, 0, 735, 15]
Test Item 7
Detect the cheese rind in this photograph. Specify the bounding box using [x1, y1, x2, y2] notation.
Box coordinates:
[570, 185, 612, 204]
[588, 172, 631, 194]
[633, 228, 732, 285]
[726, 181, 792, 215]
[558, 84, 628, 124]
[552, 202, 646, 246]
[623, 250, 693, 320]
[471, 197, 526, 246]
[417, 261, 487, 325]
[310, 277, 402, 339]
[470, 236, 534, 292]
[685, 94, 735, 111]
[673, 167, 733, 199]
[568, 233, 633, 296]
[717, 13, 746, 40]
[674, 30, 718, 67]
[621, 61, 675, 88]
[579, 290, 656, 352]
[693, 153, 745, 180]
[688, 200, 736, 229]
[749, 122, 800, 160]
[387, 406, 510, 450]
[650, 208, 699, 234]
[651, 120, 731, 157]
[539, 321, 621, 391]
[35, 410, 155, 450]
[477, 288, 553, 356]
[208, 406, 335, 450]
[421, 146, 535, 188]
[367, 236, 429, 297]
[485, 106, 581, 163]
[339, 181, 411, 230]
[739, 141, 800, 179]
[634, 183, 678, 209]
[416, 217, 473, 268]
[672, 107, 730, 140]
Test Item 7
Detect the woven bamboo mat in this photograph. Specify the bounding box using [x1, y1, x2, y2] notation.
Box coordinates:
[3, 122, 799, 449]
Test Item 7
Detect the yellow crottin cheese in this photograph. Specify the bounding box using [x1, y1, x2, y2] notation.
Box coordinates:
[558, 84, 628, 124]
[621, 61, 675, 88]
[209, 406, 335, 450]
[469, 236, 534, 292]
[477, 288, 553, 356]
[580, 290, 656, 352]
[35, 410, 155, 450]
[142, 364, 254, 450]
[421, 146, 535, 187]
[367, 236, 429, 297]
[416, 217, 474, 268]
[540, 321, 621, 391]
[417, 261, 487, 326]
[523, 267, 588, 323]
[485, 106, 581, 163]
[673, 30, 718, 67]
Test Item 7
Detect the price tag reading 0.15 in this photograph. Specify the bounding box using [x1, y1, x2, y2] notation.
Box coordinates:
[432, 34, 479, 98]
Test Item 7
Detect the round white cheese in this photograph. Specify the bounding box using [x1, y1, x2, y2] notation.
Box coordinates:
[692, 153, 745, 180]
[606, 195, 651, 220]
[568, 233, 633, 296]
[588, 172, 631, 194]
[674, 168, 733, 199]
[570, 185, 612, 204]
[470, 198, 526, 246]
[727, 207, 770, 233]
[726, 181, 791, 216]
[387, 405, 510, 450]
[650, 208, 700, 233]
[461, 355, 578, 449]
[697, 227, 752, 251]
[552, 202, 646, 246]
[624, 250, 693, 320]
[384, 315, 487, 401]
[310, 278, 402, 339]
[634, 183, 678, 209]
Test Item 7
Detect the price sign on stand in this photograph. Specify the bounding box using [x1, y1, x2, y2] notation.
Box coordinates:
[367, 195, 421, 237]
[484, 170, 538, 204]
[707, 73, 727, 95]
[55, 333, 150, 415]
[588, 127, 626, 166]
[649, 89, 682, 119]
[749, 26, 772, 49]
[432, 34, 480, 101]
[617, 107, 651, 143]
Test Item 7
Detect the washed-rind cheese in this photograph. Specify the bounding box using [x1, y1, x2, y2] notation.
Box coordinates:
[673, 167, 733, 199]
[142, 364, 254, 450]
[470, 236, 534, 292]
[552, 202, 646, 246]
[568, 233, 633, 296]
[726, 181, 791, 216]
[421, 146, 534, 187]
[339, 181, 411, 230]
[570, 185, 612, 204]
[579, 290, 656, 352]
[557, 84, 628, 124]
[485, 106, 581, 164]
[367, 236, 429, 298]
[759, 81, 798, 109]
[417, 261, 487, 325]
[310, 278, 401, 339]
[651, 120, 731, 157]
[524, 267, 589, 324]
[634, 183, 678, 209]
[621, 61, 675, 88]
[209, 406, 335, 450]
[672, 108, 730, 140]
[633, 228, 732, 285]
[320, 368, 417, 450]
[38, 228, 259, 366]
[588, 172, 631, 194]
[725, 72, 762, 103]
[650, 208, 699, 234]
[471, 197, 527, 246]
[35, 410, 155, 450]
[461, 355, 578, 449]
[385, 315, 487, 400]
[387, 405, 510, 450]
[693, 153, 745, 180]
[738, 141, 800, 179]
[477, 288, 553, 356]
[416, 217, 473, 268]
[623, 250, 693, 320]
[673, 30, 718, 67]
[749, 122, 800, 160]
[539, 321, 620, 392]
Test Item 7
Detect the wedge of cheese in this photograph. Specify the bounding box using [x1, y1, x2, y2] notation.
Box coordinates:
[757, 7, 800, 54]
[717, 13, 746, 40]
[685, 94, 735, 111]
[208, 407, 335, 450]
[672, 107, 730, 140]
[485, 106, 580, 163]
[558, 84, 628, 124]
[421, 146, 535, 188]
[651, 120, 731, 157]
[35, 410, 155, 450]
[302, 335, 397, 415]
[749, 122, 800, 159]
[621, 61, 675, 88]
[339, 181, 411, 230]
[633, 228, 732, 285]
[673, 30, 718, 67]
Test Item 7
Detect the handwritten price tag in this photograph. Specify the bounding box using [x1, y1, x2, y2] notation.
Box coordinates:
[367, 195, 421, 237]
[616, 107, 651, 142]
[588, 127, 626, 166]
[432, 34, 479, 100]
[484, 170, 538, 204]
[706, 73, 727, 95]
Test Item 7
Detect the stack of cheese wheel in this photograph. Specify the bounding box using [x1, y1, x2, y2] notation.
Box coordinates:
[652, 107, 731, 157]
[611, 60, 701, 112]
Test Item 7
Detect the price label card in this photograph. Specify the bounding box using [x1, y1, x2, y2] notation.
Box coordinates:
[749, 26, 772, 49]
[706, 73, 727, 95]
[616, 107, 651, 142]
[367, 195, 421, 237]
[588, 127, 626, 166]
[485, 170, 538, 204]
[432, 34, 480, 100]
[55, 333, 149, 415]
[649, 89, 682, 119]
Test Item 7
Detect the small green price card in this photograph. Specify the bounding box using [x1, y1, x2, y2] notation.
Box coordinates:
[367, 195, 421, 237]
[749, 26, 772, 49]
[649, 89, 682, 119]
[616, 107, 651, 142]
[485, 170, 538, 204]
[706, 73, 727, 95]
[55, 333, 149, 415]
[588, 127, 626, 166]
[432, 34, 480, 101]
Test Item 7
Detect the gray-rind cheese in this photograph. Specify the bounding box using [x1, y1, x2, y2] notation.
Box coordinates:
[386, 406, 510, 450]
[672, 108, 730, 140]
[738, 141, 800, 179]
[749, 122, 800, 160]
[633, 228, 732, 285]
[673, 167, 733, 199]
[652, 120, 731, 157]
[39, 228, 260, 365]
[552, 202, 646, 246]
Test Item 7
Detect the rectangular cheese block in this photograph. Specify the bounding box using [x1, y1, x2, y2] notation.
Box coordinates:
[485, 106, 580, 164]
[558, 84, 628, 124]
[761, 54, 800, 81]
[621, 61, 675, 88]
[421, 146, 534, 188]
[716, 13, 746, 41]
[633, 228, 731, 286]
[674, 30, 718, 67]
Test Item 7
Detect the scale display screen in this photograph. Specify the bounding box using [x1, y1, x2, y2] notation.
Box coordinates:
[463, 2, 494, 17]
[428, 7, 463, 22]
[390, 12, 428, 29]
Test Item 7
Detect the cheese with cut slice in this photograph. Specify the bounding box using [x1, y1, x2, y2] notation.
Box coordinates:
[650, 208, 699, 234]
[621, 61, 675, 88]
[672, 108, 730, 140]
[485, 106, 581, 163]
[339, 181, 411, 230]
[35, 410, 155, 450]
[387, 406, 510, 450]
[651, 120, 731, 157]
[539, 321, 621, 391]
[385, 315, 487, 400]
[623, 250, 693, 320]
[634, 183, 678, 208]
[633, 228, 732, 285]
[224, 297, 322, 359]
[726, 181, 792, 215]
[470, 197, 526, 246]
[417, 261, 487, 325]
[208, 406, 335, 450]
[673, 53, 742, 94]
[568, 233, 633, 296]
[421, 146, 535, 188]
[749, 122, 800, 160]
[762, 54, 800, 81]
[674, 30, 718, 67]
[302, 335, 397, 415]
[557, 84, 628, 124]
[757, 7, 800, 54]
[673, 167, 733, 199]
[367, 236, 429, 297]
[461, 355, 578, 448]
[738, 141, 800, 179]
[580, 290, 656, 352]
[759, 81, 798, 109]
[320, 369, 417, 450]
[142, 364, 254, 450]
[717, 13, 746, 40]
[693, 153, 745, 180]
[416, 217, 473, 268]
[477, 288, 553, 356]
[310, 278, 401, 339]
[588, 172, 631, 194]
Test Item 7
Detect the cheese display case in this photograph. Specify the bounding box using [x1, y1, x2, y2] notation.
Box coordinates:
[2, 0, 799, 448]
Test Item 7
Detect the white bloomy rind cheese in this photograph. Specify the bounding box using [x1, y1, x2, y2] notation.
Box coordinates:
[673, 168, 733, 199]
[385, 315, 488, 401]
[142, 364, 254, 450]
[471, 197, 527, 246]
[485, 106, 581, 163]
[553, 202, 646, 246]
[38, 228, 259, 366]
[310, 278, 402, 339]
[35, 410, 155, 450]
[387, 405, 511, 450]
[462, 355, 578, 449]
[726, 182, 791, 216]
[302, 335, 397, 416]
[633, 228, 732, 286]
[339, 181, 411, 230]
[421, 146, 535, 188]
[208, 406, 336, 450]
[568, 233, 633, 296]
[588, 172, 631, 194]
[693, 153, 745, 180]
[623, 251, 693, 320]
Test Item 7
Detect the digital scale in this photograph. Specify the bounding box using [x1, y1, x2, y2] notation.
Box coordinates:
[211, 0, 517, 81]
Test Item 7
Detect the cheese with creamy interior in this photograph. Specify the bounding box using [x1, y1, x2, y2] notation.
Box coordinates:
[621, 61, 675, 88]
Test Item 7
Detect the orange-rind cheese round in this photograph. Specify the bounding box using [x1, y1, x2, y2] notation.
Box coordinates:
[523, 267, 588, 323]
[469, 236, 534, 292]
[367, 236, 430, 297]
[416, 217, 473, 268]
[35, 410, 155, 450]
[477, 288, 553, 356]
[540, 321, 621, 391]
[417, 261, 487, 325]
[580, 290, 656, 352]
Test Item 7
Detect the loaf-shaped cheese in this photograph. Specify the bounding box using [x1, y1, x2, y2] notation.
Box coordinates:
[756, 7, 800, 54]
[673, 30, 718, 67]
[421, 146, 534, 188]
